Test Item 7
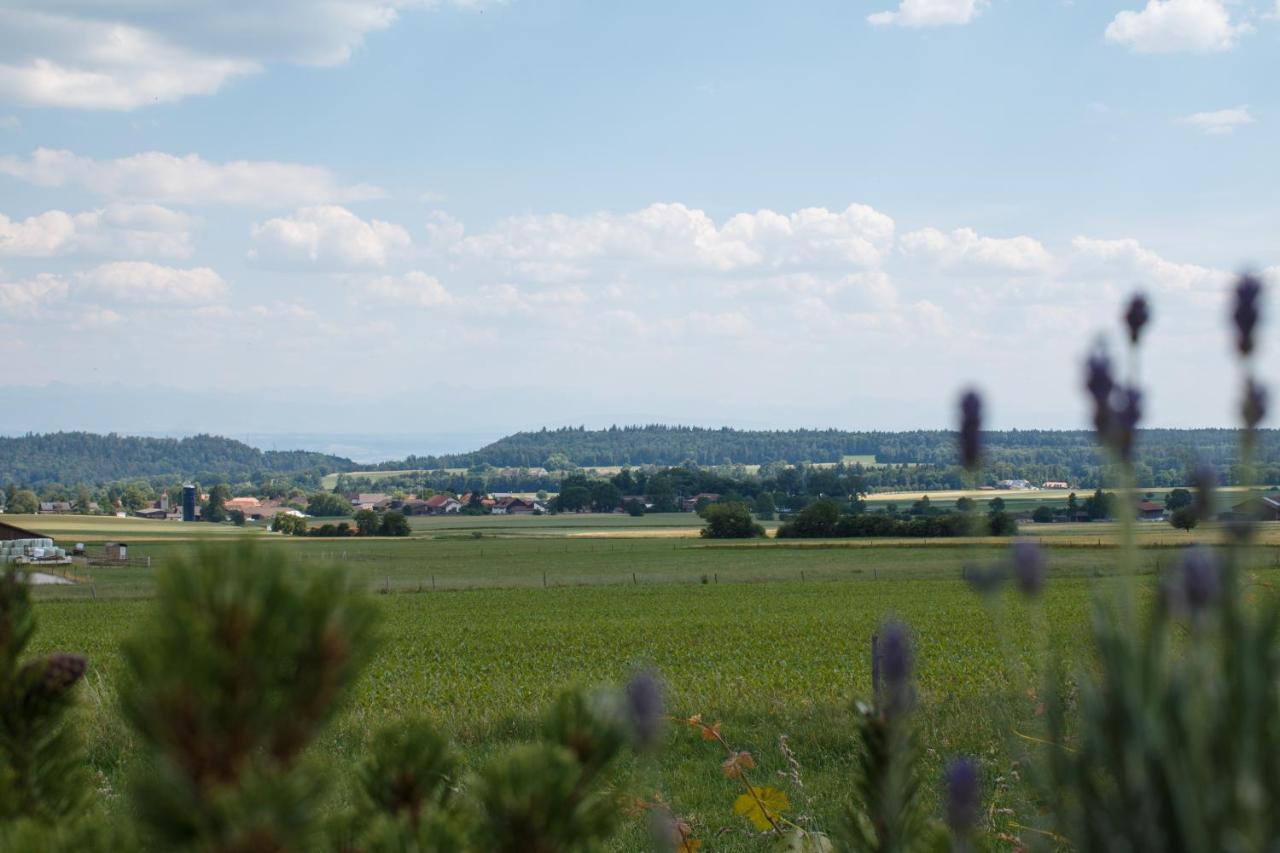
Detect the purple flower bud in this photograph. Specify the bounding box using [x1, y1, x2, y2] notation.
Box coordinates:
[1165, 546, 1221, 622]
[963, 562, 1006, 596]
[1123, 293, 1150, 345]
[1111, 385, 1142, 462]
[1232, 273, 1262, 358]
[1085, 348, 1115, 436]
[41, 653, 88, 690]
[1011, 539, 1045, 597]
[1242, 378, 1267, 431]
[878, 620, 914, 717]
[625, 669, 664, 750]
[958, 390, 982, 473]
[1192, 464, 1217, 521]
[943, 756, 981, 838]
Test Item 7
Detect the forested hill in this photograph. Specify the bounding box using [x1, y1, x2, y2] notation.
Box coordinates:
[0, 432, 357, 488]
[382, 425, 1280, 473]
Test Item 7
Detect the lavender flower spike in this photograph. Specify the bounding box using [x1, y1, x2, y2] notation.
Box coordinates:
[958, 390, 982, 473]
[878, 620, 914, 718]
[624, 669, 664, 751]
[1112, 385, 1142, 463]
[1242, 378, 1267, 431]
[1124, 293, 1150, 346]
[1192, 464, 1217, 522]
[1232, 273, 1262, 358]
[1085, 347, 1114, 436]
[1166, 546, 1222, 624]
[1011, 539, 1045, 597]
[944, 755, 981, 838]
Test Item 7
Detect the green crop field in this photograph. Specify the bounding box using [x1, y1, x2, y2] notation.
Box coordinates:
[10, 511, 1280, 848]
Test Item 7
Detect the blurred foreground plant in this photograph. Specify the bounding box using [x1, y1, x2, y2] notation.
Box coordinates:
[1036, 274, 1280, 851]
[119, 541, 378, 850]
[0, 567, 107, 851]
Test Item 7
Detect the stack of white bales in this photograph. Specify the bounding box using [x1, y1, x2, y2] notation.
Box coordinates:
[0, 538, 64, 564]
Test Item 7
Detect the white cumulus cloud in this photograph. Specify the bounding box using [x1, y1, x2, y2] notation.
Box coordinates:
[868, 0, 987, 27]
[452, 202, 896, 282]
[363, 271, 453, 307]
[1178, 106, 1256, 135]
[78, 261, 228, 304]
[898, 227, 1054, 274]
[0, 272, 68, 314]
[1105, 0, 1252, 54]
[0, 148, 383, 206]
[1068, 237, 1228, 293]
[251, 206, 411, 269]
[0, 1, 485, 110]
[0, 203, 194, 258]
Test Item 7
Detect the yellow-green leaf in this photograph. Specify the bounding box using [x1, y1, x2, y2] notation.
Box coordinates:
[733, 786, 789, 831]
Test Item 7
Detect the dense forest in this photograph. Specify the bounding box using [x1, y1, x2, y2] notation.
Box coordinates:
[0, 432, 357, 489]
[6, 426, 1280, 495]
[377, 425, 1280, 489]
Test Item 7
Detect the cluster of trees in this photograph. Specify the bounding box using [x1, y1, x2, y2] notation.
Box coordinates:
[699, 503, 766, 539]
[271, 510, 410, 537]
[775, 498, 1017, 539]
[0, 432, 355, 490]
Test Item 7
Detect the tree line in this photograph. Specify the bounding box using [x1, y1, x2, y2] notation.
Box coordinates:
[0, 432, 355, 490]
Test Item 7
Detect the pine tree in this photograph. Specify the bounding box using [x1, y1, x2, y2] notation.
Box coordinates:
[118, 542, 378, 850]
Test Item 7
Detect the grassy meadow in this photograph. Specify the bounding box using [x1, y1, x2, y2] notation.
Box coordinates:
[8, 510, 1274, 848]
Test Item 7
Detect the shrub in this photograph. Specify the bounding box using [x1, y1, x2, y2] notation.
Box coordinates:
[700, 502, 766, 538]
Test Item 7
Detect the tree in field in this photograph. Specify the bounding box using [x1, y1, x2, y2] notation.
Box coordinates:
[1169, 506, 1198, 533]
[307, 491, 352, 517]
[1032, 505, 1054, 523]
[202, 484, 229, 523]
[700, 503, 765, 539]
[986, 497, 1018, 536]
[589, 481, 622, 513]
[648, 478, 677, 513]
[354, 509, 381, 536]
[7, 490, 38, 515]
[1066, 491, 1079, 517]
[73, 486, 93, 514]
[378, 511, 411, 537]
[955, 497, 976, 514]
[555, 485, 592, 513]
[753, 492, 776, 520]
[1164, 488, 1193, 512]
[1083, 488, 1113, 520]
[623, 499, 645, 517]
[784, 498, 840, 537]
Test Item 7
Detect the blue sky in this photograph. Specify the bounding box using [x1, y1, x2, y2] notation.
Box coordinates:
[1, 0, 1277, 454]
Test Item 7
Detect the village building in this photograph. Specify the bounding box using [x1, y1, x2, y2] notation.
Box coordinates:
[493, 496, 544, 515]
[681, 493, 722, 512]
[422, 495, 462, 514]
[1226, 494, 1280, 521]
[1136, 500, 1166, 522]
